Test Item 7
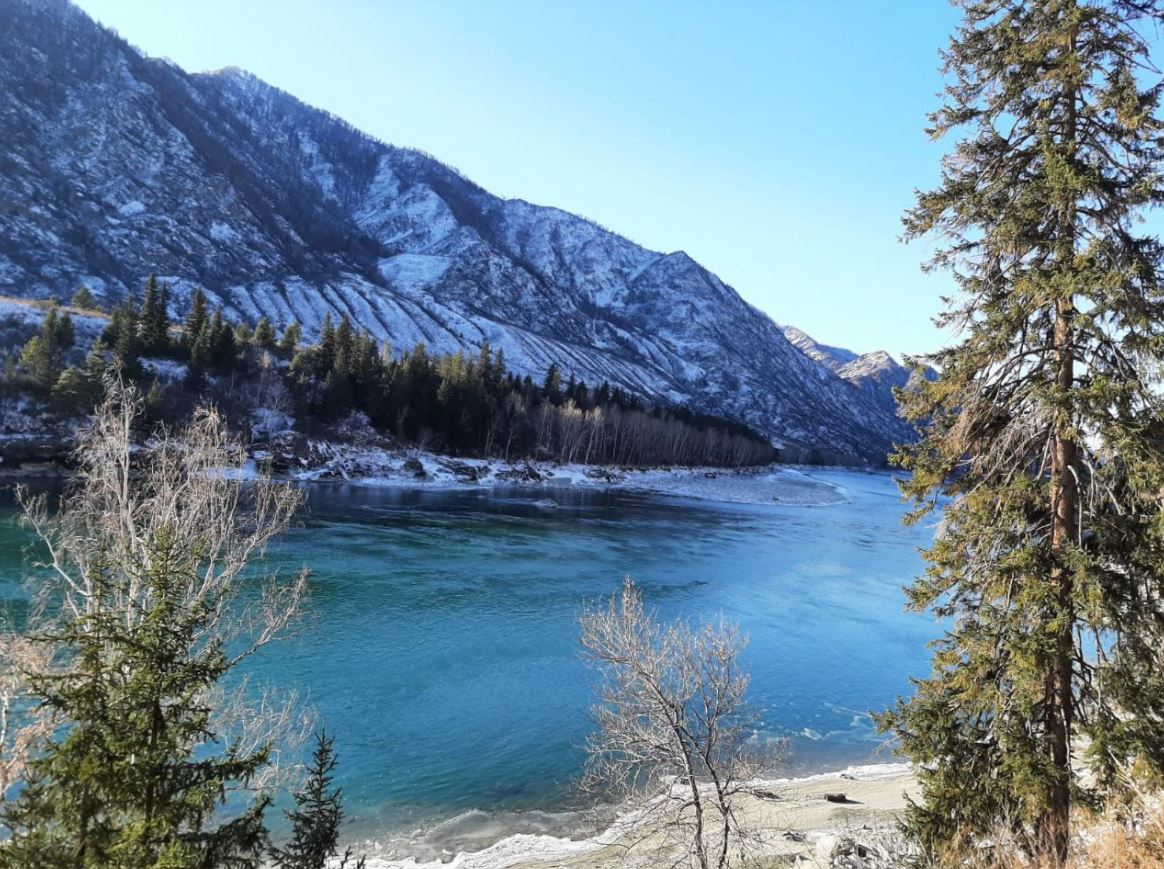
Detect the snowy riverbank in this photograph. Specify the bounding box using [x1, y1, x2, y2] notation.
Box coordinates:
[351, 763, 917, 868]
[259, 441, 855, 508]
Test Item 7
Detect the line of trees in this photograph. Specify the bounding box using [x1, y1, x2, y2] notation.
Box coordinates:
[285, 318, 773, 466]
[5, 281, 775, 468]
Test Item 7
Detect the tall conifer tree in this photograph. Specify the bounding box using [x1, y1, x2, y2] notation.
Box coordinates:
[184, 288, 209, 350]
[138, 275, 170, 355]
[542, 363, 562, 404]
[878, 1, 1164, 864]
[19, 306, 74, 391]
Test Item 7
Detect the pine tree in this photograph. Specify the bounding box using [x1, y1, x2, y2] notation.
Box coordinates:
[184, 287, 209, 350]
[70, 285, 97, 310]
[138, 275, 171, 355]
[253, 316, 276, 350]
[542, 362, 562, 405]
[270, 731, 364, 869]
[19, 306, 75, 391]
[876, 2, 1164, 864]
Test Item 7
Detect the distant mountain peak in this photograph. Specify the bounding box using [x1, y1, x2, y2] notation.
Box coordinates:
[778, 325, 860, 370]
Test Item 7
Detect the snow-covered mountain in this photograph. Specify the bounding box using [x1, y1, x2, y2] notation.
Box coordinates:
[778, 325, 860, 370]
[0, 0, 915, 464]
[779, 325, 932, 418]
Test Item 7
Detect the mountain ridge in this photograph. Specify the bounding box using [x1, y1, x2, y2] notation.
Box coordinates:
[0, 0, 914, 464]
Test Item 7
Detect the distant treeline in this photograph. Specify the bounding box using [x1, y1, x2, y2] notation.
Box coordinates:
[4, 279, 775, 467]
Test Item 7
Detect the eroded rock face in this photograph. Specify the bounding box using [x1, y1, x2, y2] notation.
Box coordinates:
[811, 829, 916, 869]
[0, 0, 914, 465]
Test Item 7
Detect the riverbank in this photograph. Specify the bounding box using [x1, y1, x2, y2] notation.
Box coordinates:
[257, 440, 857, 508]
[355, 763, 917, 868]
[3, 466, 926, 867]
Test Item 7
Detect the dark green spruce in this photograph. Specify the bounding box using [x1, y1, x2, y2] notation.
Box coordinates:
[270, 731, 365, 869]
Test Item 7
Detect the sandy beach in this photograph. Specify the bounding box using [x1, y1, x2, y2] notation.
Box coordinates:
[359, 764, 917, 868]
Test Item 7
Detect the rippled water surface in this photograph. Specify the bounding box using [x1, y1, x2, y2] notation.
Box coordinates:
[0, 469, 937, 841]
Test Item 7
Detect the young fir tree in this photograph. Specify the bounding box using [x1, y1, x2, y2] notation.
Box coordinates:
[877, 1, 1164, 864]
[253, 316, 277, 350]
[50, 364, 98, 412]
[270, 731, 364, 869]
[0, 383, 306, 869]
[234, 320, 253, 347]
[191, 310, 237, 374]
[278, 321, 302, 356]
[103, 293, 141, 373]
[53, 338, 113, 412]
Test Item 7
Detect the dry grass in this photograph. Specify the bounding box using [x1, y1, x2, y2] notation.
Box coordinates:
[0, 293, 109, 320]
[943, 806, 1164, 869]
[1068, 806, 1164, 869]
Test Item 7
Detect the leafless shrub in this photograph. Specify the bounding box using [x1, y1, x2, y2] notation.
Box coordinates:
[580, 577, 784, 869]
[210, 677, 317, 792]
[20, 377, 307, 653]
[0, 632, 54, 801]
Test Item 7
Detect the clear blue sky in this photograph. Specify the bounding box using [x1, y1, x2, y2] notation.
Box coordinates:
[75, 0, 967, 358]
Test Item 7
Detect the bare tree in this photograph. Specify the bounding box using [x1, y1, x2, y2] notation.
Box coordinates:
[580, 578, 782, 869]
[0, 632, 53, 802]
[20, 378, 308, 654]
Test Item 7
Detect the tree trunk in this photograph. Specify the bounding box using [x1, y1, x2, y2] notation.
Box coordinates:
[1041, 16, 1079, 854]
[1043, 297, 1076, 863]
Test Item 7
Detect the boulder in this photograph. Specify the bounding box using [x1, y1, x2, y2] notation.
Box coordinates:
[496, 463, 543, 483]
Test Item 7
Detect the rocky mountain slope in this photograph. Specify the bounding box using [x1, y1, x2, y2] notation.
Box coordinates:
[0, 0, 915, 463]
[779, 325, 932, 418]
